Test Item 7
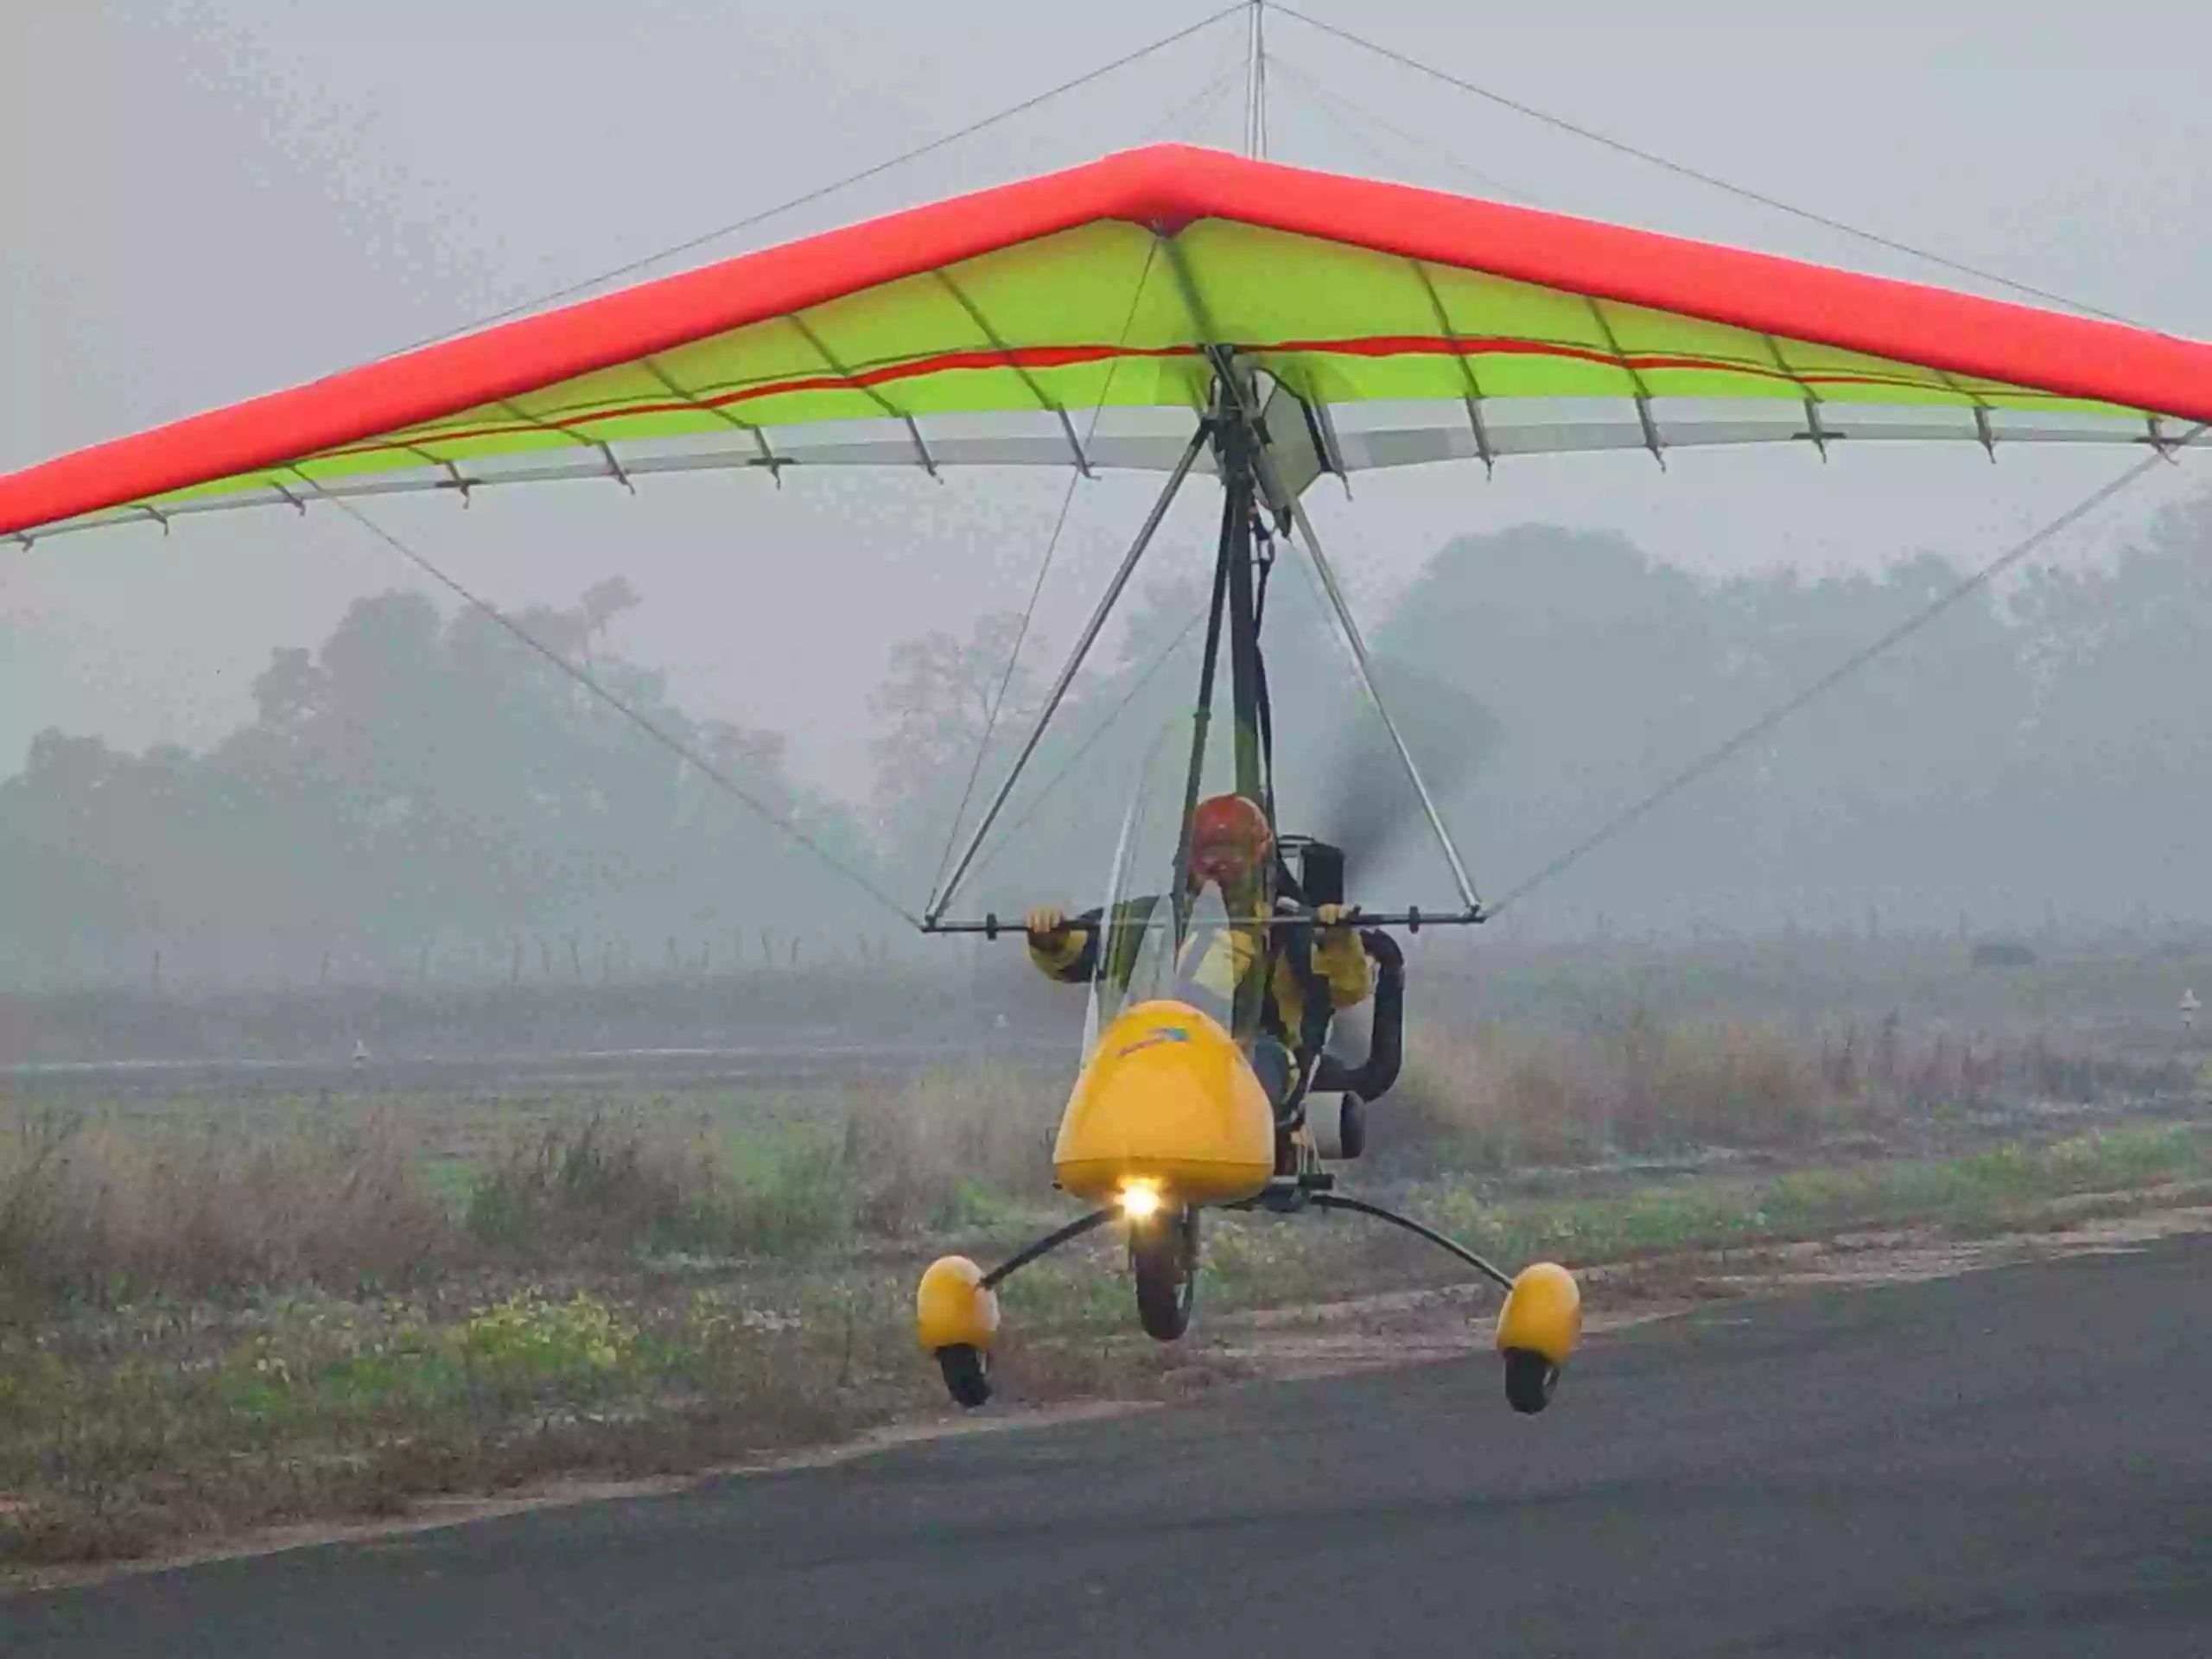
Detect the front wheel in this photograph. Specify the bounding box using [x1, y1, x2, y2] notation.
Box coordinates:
[1132, 1206, 1199, 1341]
[1503, 1346, 1560, 1414]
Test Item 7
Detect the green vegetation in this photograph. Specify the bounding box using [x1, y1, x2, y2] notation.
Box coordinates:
[1414, 1125, 2209, 1269]
[3, 1025, 2205, 1573]
[0, 1062, 1059, 1312]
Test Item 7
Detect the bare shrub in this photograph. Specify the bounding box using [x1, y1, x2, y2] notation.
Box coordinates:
[0, 1107, 80, 1311]
[1623, 1019, 1835, 1151]
[1396, 1012, 1843, 1166]
[465, 1113, 718, 1255]
[461, 1065, 1060, 1260]
[836, 1062, 1059, 1232]
[2, 1108, 456, 1303]
[1395, 1021, 1614, 1167]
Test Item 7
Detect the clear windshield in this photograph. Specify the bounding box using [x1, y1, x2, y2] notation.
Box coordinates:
[1082, 715, 1258, 1053]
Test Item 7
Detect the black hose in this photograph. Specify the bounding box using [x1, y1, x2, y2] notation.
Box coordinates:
[1314, 928, 1403, 1103]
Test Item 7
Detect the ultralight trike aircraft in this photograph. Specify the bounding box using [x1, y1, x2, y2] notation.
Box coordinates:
[4, 133, 2210, 1420]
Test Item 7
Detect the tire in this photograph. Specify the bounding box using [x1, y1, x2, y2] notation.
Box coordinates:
[937, 1344, 993, 1409]
[1338, 1094, 1367, 1160]
[1503, 1346, 1559, 1414]
[1132, 1206, 1199, 1342]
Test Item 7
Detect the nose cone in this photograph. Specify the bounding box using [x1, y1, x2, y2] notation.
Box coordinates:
[1052, 1001, 1275, 1205]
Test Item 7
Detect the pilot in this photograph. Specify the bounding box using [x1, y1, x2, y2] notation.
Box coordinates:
[1023, 792, 1370, 1122]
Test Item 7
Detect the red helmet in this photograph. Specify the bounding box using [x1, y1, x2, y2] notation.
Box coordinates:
[1188, 794, 1273, 883]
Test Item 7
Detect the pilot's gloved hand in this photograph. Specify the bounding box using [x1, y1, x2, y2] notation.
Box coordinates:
[1315, 903, 1358, 931]
[1025, 906, 1068, 944]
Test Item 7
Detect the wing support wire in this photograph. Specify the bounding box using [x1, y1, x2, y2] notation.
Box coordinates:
[289, 471, 925, 929]
[373, 3, 1250, 361]
[924, 418, 1211, 927]
[1487, 422, 2210, 916]
[1229, 380, 1486, 920]
[1268, 475, 1485, 920]
[1268, 3, 2151, 330]
[922, 238, 1163, 908]
[952, 608, 1209, 894]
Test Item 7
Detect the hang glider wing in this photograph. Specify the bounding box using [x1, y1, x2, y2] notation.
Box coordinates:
[7, 143, 2211, 543]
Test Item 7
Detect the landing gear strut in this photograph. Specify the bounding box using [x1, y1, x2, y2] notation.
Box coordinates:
[915, 1206, 1117, 1411]
[1311, 1192, 1582, 1414]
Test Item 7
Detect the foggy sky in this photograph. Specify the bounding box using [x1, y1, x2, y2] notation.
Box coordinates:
[6, 0, 2211, 800]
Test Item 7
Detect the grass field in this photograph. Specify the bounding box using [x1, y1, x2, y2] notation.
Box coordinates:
[4, 964, 2209, 1571]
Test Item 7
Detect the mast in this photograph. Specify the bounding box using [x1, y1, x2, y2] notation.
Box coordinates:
[1221, 430, 1267, 810]
[1244, 1, 1268, 160]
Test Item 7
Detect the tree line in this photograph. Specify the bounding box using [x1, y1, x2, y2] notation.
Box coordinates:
[4, 488, 2209, 988]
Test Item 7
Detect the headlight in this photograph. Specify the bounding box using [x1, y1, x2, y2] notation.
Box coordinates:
[1119, 1181, 1164, 1219]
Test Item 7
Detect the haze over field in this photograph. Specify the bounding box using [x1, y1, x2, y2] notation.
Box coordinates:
[13, 13, 2212, 1611]
[6, 505, 2211, 989]
[7, 2, 2212, 986]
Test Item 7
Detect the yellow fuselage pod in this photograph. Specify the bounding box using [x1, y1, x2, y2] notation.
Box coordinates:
[1053, 1000, 1276, 1206]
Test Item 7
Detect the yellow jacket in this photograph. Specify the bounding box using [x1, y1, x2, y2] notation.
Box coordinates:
[1029, 902, 1371, 1045]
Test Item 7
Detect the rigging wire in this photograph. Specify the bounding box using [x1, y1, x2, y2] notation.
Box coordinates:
[373, 4, 1248, 362]
[1486, 426, 2208, 918]
[961, 609, 1210, 892]
[1271, 3, 2152, 329]
[1144, 50, 1268, 152]
[922, 475, 1085, 910]
[919, 52, 1245, 905]
[923, 234, 1170, 916]
[919, 57, 1253, 909]
[1266, 52, 1535, 206]
[1160, 55, 1265, 153]
[303, 483, 925, 930]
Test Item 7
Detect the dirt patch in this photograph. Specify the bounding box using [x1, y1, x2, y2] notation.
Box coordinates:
[14, 1192, 2212, 1598]
[1085, 1199, 2212, 1392]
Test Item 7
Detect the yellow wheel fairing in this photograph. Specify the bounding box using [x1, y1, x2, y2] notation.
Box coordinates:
[915, 1255, 1001, 1354]
[1496, 1262, 1582, 1366]
[1052, 1001, 1276, 1205]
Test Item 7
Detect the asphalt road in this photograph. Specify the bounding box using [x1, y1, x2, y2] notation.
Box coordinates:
[11, 1239, 2212, 1656]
